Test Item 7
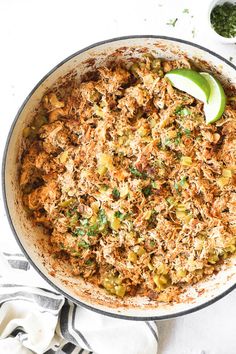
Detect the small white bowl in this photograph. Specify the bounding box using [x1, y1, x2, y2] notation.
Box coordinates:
[207, 0, 236, 44]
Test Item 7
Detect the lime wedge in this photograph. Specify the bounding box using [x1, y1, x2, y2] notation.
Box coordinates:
[200, 72, 226, 124]
[165, 69, 210, 103]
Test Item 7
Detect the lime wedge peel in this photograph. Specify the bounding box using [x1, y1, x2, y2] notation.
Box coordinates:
[165, 69, 210, 103]
[200, 72, 226, 124]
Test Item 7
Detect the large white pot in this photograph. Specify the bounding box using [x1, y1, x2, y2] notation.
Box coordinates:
[2, 36, 236, 320]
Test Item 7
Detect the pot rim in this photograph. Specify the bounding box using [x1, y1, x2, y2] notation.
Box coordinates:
[2, 35, 236, 321]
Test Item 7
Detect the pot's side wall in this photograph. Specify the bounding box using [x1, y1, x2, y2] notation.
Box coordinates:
[4, 37, 236, 319]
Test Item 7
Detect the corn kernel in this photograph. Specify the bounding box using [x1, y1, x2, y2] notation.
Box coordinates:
[181, 156, 192, 166]
[90, 215, 97, 224]
[103, 278, 114, 292]
[128, 251, 137, 263]
[120, 184, 129, 198]
[110, 216, 121, 231]
[103, 274, 124, 296]
[97, 165, 108, 176]
[94, 105, 104, 117]
[148, 263, 154, 270]
[208, 254, 219, 264]
[137, 126, 149, 137]
[97, 154, 113, 175]
[97, 153, 113, 170]
[176, 210, 192, 223]
[59, 198, 76, 208]
[217, 177, 229, 188]
[156, 262, 168, 275]
[176, 204, 186, 212]
[176, 268, 187, 278]
[143, 210, 152, 220]
[91, 201, 100, 213]
[118, 136, 126, 145]
[225, 245, 236, 253]
[136, 246, 146, 256]
[60, 151, 69, 164]
[159, 168, 165, 176]
[115, 284, 126, 297]
[167, 130, 177, 139]
[153, 274, 169, 290]
[222, 169, 232, 178]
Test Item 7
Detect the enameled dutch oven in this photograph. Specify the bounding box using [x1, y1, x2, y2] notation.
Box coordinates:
[2, 36, 236, 320]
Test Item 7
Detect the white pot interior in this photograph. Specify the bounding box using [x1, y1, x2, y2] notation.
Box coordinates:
[3, 36, 236, 319]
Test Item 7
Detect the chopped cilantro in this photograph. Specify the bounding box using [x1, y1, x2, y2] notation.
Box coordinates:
[181, 108, 191, 116]
[166, 18, 178, 27]
[87, 223, 99, 236]
[80, 218, 89, 226]
[175, 106, 182, 114]
[85, 259, 94, 265]
[183, 8, 189, 13]
[151, 181, 158, 189]
[59, 242, 65, 249]
[211, 2, 236, 38]
[114, 211, 128, 220]
[83, 209, 108, 236]
[72, 251, 81, 257]
[229, 56, 233, 62]
[114, 210, 123, 219]
[175, 131, 182, 145]
[70, 214, 78, 226]
[177, 131, 182, 138]
[98, 209, 107, 224]
[180, 176, 187, 187]
[175, 107, 191, 116]
[66, 210, 72, 217]
[174, 182, 179, 191]
[149, 240, 156, 247]
[164, 138, 171, 146]
[184, 128, 191, 137]
[175, 138, 181, 145]
[66, 207, 78, 218]
[73, 228, 85, 236]
[142, 185, 152, 197]
[157, 141, 162, 149]
[130, 166, 147, 179]
[78, 240, 90, 249]
[112, 187, 120, 200]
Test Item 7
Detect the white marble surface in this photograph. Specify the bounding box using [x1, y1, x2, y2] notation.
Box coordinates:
[0, 0, 236, 353]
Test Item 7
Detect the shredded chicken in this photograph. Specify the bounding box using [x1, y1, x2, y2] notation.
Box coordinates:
[20, 55, 236, 302]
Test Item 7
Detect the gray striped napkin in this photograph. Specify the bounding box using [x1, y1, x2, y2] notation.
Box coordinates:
[0, 252, 158, 354]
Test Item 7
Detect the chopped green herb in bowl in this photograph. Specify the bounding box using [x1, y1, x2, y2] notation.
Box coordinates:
[208, 1, 236, 43]
[211, 2, 236, 38]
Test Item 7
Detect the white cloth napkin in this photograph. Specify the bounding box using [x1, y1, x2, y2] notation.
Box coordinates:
[0, 248, 158, 354]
